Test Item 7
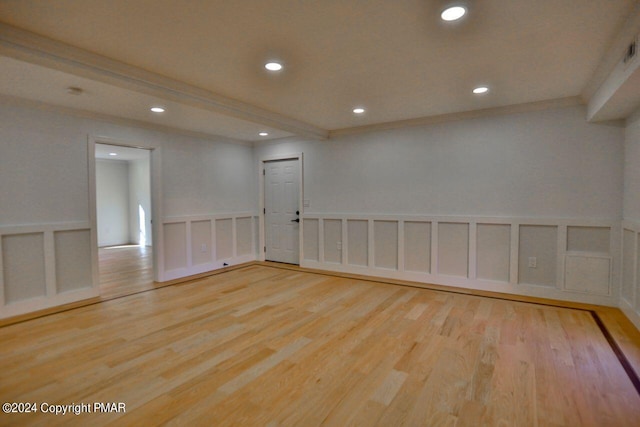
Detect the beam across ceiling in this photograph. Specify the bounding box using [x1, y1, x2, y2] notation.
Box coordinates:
[0, 23, 329, 140]
[581, 1, 640, 104]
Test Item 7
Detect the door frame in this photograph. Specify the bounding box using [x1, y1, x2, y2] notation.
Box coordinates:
[88, 135, 164, 285]
[258, 153, 304, 263]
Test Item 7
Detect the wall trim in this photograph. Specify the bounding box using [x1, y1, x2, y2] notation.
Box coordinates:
[88, 136, 164, 281]
[0, 221, 90, 234]
[161, 213, 258, 281]
[0, 222, 98, 319]
[301, 213, 620, 307]
[0, 288, 98, 320]
[163, 212, 257, 222]
[621, 219, 640, 329]
[302, 260, 615, 306]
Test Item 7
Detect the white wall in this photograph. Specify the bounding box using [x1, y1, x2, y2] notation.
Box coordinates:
[256, 106, 622, 218]
[0, 105, 90, 225]
[128, 157, 152, 246]
[624, 110, 640, 223]
[96, 155, 152, 247]
[0, 101, 257, 226]
[96, 159, 130, 247]
[0, 97, 630, 317]
[256, 105, 624, 305]
[162, 137, 256, 217]
[0, 99, 257, 318]
[621, 109, 640, 328]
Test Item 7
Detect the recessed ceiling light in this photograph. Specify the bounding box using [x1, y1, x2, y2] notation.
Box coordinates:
[265, 62, 283, 71]
[473, 86, 489, 94]
[259, 132, 269, 136]
[109, 152, 117, 156]
[353, 107, 365, 114]
[150, 106, 165, 113]
[441, 6, 466, 21]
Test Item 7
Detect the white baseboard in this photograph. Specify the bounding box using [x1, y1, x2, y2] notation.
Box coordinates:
[302, 260, 617, 307]
[163, 254, 257, 281]
[0, 286, 99, 320]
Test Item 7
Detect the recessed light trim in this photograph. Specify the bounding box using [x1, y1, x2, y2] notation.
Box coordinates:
[259, 132, 269, 136]
[353, 107, 365, 114]
[441, 6, 466, 21]
[265, 62, 283, 71]
[473, 86, 489, 94]
[109, 152, 118, 156]
[150, 106, 165, 113]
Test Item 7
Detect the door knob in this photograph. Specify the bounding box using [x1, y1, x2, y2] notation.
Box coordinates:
[291, 218, 300, 223]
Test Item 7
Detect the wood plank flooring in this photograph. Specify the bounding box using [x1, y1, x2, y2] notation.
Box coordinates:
[99, 245, 154, 299]
[1, 265, 639, 426]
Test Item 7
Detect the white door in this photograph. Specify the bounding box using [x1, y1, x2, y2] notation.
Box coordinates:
[264, 159, 300, 264]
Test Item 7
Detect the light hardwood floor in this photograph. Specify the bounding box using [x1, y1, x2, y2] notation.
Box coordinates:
[99, 245, 155, 299]
[1, 264, 640, 426]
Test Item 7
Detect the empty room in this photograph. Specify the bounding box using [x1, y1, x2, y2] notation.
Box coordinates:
[1, 1, 640, 425]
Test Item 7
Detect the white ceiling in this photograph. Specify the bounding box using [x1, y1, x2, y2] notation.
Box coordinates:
[0, 0, 638, 142]
[0, 56, 294, 142]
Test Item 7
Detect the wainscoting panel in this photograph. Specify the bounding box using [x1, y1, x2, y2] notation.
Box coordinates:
[54, 229, 92, 294]
[2, 233, 46, 304]
[622, 228, 636, 304]
[303, 218, 319, 262]
[620, 222, 640, 329]
[403, 221, 431, 274]
[567, 226, 610, 253]
[518, 225, 558, 288]
[215, 219, 233, 261]
[347, 220, 368, 267]
[164, 222, 187, 271]
[374, 220, 398, 270]
[190, 220, 212, 267]
[302, 214, 618, 306]
[323, 219, 342, 264]
[0, 222, 97, 319]
[162, 213, 257, 281]
[236, 217, 253, 257]
[437, 222, 469, 278]
[564, 255, 611, 295]
[563, 225, 612, 297]
[476, 223, 510, 283]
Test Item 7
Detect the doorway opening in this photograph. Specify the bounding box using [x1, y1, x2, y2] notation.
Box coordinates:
[93, 143, 155, 298]
[261, 155, 303, 265]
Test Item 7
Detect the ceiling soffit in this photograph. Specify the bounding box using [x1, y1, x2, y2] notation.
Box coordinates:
[0, 23, 329, 140]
